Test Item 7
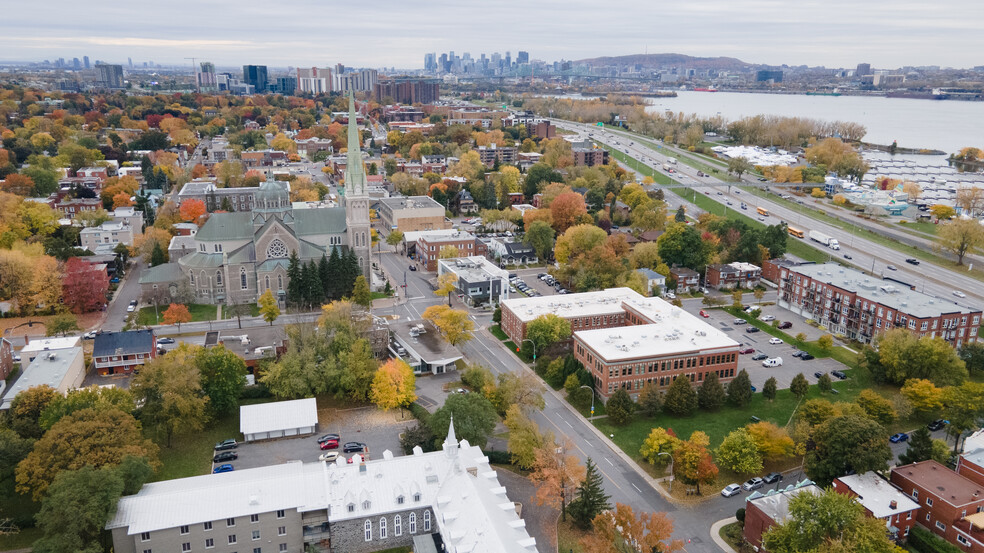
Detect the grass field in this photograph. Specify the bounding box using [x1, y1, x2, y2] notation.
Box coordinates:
[896, 220, 940, 237]
[221, 303, 260, 319]
[489, 325, 509, 341]
[137, 303, 219, 326]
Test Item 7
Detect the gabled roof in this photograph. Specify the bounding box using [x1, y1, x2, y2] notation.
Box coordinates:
[195, 212, 254, 241]
[240, 398, 317, 436]
[139, 263, 184, 285]
[294, 208, 347, 235]
[93, 330, 155, 357]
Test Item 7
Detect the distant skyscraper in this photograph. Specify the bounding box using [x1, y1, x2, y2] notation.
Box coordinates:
[242, 65, 268, 93]
[197, 62, 217, 92]
[72, 58, 81, 70]
[83, 56, 90, 69]
[517, 51, 529, 65]
[505, 51, 511, 68]
[296, 67, 331, 94]
[424, 53, 436, 72]
[128, 57, 133, 68]
[856, 63, 872, 76]
[95, 64, 125, 88]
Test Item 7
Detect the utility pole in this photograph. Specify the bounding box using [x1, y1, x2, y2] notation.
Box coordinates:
[185, 57, 199, 93]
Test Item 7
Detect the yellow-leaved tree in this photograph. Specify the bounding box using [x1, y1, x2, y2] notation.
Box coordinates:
[370, 358, 416, 416]
[422, 304, 474, 346]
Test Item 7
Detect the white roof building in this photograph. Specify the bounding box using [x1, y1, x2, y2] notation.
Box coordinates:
[500, 287, 645, 324]
[833, 472, 920, 520]
[240, 398, 318, 442]
[21, 336, 81, 361]
[1, 346, 85, 410]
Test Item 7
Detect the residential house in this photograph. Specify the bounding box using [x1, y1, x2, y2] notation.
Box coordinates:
[832, 472, 920, 541]
[891, 460, 984, 551]
[92, 330, 157, 376]
[634, 268, 666, 296]
[705, 262, 762, 290]
[743, 481, 822, 550]
[670, 266, 700, 293]
[487, 237, 537, 265]
[80, 221, 135, 253]
[1, 345, 85, 410]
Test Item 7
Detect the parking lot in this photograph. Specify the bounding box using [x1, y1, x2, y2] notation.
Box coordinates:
[211, 404, 411, 473]
[506, 272, 567, 299]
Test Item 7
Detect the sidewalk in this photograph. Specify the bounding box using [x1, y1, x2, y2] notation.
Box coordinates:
[709, 517, 739, 553]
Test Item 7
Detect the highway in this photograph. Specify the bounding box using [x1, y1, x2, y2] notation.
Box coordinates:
[551, 120, 984, 309]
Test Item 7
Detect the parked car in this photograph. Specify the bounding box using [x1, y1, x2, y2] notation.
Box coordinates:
[721, 484, 742, 497]
[928, 420, 948, 431]
[110, 276, 120, 284]
[831, 370, 848, 380]
[761, 315, 776, 322]
[699, 310, 710, 318]
[739, 347, 755, 355]
[791, 350, 806, 358]
[409, 265, 417, 271]
[906, 258, 920, 265]
[814, 371, 825, 379]
[126, 304, 136, 312]
[83, 331, 98, 339]
[742, 477, 764, 491]
[343, 442, 366, 453]
[768, 337, 784, 345]
[318, 433, 341, 444]
[319, 451, 339, 463]
[214, 439, 238, 451]
[213, 451, 238, 463]
[752, 353, 769, 361]
[733, 318, 746, 325]
[890, 433, 909, 443]
[212, 464, 235, 473]
[320, 439, 339, 450]
[800, 353, 814, 360]
[762, 357, 783, 367]
[763, 472, 783, 485]
[777, 321, 793, 330]
[746, 327, 760, 333]
[156, 337, 175, 345]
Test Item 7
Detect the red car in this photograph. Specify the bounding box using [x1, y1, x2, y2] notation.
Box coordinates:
[739, 347, 755, 354]
[699, 310, 710, 318]
[319, 439, 339, 450]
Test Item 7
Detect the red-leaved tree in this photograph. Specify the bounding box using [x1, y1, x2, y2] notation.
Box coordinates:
[62, 257, 109, 314]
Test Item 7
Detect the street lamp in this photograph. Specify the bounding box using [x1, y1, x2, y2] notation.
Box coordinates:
[519, 338, 537, 370]
[579, 385, 596, 417]
[657, 452, 675, 493]
[152, 284, 159, 324]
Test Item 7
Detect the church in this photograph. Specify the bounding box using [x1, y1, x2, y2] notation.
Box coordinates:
[142, 94, 372, 306]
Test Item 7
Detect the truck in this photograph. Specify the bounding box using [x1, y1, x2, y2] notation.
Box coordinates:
[808, 230, 840, 250]
[662, 163, 675, 173]
[667, 157, 678, 165]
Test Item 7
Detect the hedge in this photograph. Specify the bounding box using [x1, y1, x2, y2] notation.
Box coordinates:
[408, 402, 432, 425]
[908, 526, 962, 553]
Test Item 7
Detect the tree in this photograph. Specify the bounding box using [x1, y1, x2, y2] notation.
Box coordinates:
[0, 427, 34, 478]
[370, 359, 417, 414]
[149, 241, 166, 267]
[716, 428, 763, 475]
[763, 376, 778, 401]
[762, 488, 896, 553]
[674, 431, 718, 494]
[8, 385, 59, 439]
[805, 415, 891, 487]
[429, 392, 498, 449]
[937, 218, 984, 265]
[637, 382, 663, 417]
[658, 223, 709, 270]
[664, 375, 698, 416]
[606, 389, 635, 426]
[580, 503, 685, 553]
[422, 304, 475, 346]
[39, 385, 135, 431]
[941, 382, 984, 452]
[286, 250, 303, 305]
[46, 313, 80, 337]
[639, 427, 681, 467]
[901, 378, 944, 414]
[694, 371, 725, 411]
[385, 230, 404, 251]
[960, 342, 984, 375]
[530, 436, 585, 521]
[899, 427, 934, 465]
[550, 191, 588, 234]
[434, 272, 457, 297]
[817, 373, 833, 393]
[524, 219, 555, 261]
[161, 303, 192, 329]
[817, 334, 834, 351]
[525, 313, 572, 354]
[727, 369, 753, 407]
[855, 389, 896, 425]
[674, 205, 686, 223]
[491, 371, 545, 415]
[505, 404, 549, 470]
[196, 345, 247, 417]
[31, 464, 126, 553]
[258, 289, 280, 325]
[930, 204, 956, 220]
[567, 458, 612, 530]
[790, 373, 810, 400]
[131, 344, 209, 447]
[351, 275, 372, 308]
[179, 198, 207, 223]
[61, 257, 110, 314]
[747, 421, 797, 461]
[871, 329, 967, 386]
[727, 157, 753, 180]
[16, 407, 159, 501]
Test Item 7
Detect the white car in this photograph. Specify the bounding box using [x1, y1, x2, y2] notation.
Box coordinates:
[721, 484, 742, 497]
[761, 315, 776, 322]
[664, 292, 676, 300]
[953, 291, 967, 298]
[126, 305, 136, 312]
[769, 338, 784, 345]
[763, 357, 783, 367]
[319, 451, 339, 462]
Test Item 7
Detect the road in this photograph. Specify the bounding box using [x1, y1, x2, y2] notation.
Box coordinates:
[551, 120, 984, 309]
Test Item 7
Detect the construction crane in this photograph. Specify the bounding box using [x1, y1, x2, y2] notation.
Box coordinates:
[185, 57, 199, 93]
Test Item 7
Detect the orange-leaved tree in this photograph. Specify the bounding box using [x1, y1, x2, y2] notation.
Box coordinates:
[161, 303, 192, 329]
[179, 198, 207, 223]
[580, 503, 684, 553]
[529, 435, 584, 521]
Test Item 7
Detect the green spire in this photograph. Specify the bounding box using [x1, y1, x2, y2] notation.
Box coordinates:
[344, 92, 367, 197]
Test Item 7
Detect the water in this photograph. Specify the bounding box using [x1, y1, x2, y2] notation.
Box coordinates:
[642, 91, 984, 156]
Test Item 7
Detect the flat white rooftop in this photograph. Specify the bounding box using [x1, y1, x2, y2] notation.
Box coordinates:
[22, 336, 81, 354]
[502, 287, 643, 323]
[836, 472, 919, 519]
[240, 397, 318, 436]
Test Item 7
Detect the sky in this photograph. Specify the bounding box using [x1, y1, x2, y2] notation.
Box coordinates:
[3, 0, 983, 70]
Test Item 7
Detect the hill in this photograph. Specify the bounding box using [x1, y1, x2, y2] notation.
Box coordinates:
[575, 53, 760, 71]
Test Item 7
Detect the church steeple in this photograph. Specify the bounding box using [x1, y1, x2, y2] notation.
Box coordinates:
[443, 415, 459, 459]
[343, 92, 367, 198]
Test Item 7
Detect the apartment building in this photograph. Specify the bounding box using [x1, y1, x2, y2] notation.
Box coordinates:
[705, 262, 762, 290]
[743, 482, 822, 550]
[373, 79, 440, 105]
[891, 460, 984, 551]
[572, 148, 609, 167]
[477, 145, 517, 167]
[377, 196, 450, 232]
[832, 472, 920, 541]
[415, 232, 486, 271]
[0, 345, 85, 410]
[778, 263, 981, 347]
[80, 221, 135, 253]
[670, 266, 700, 293]
[54, 197, 102, 219]
[92, 330, 157, 376]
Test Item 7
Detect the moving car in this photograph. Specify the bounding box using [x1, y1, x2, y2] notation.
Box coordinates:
[890, 433, 909, 443]
[409, 265, 416, 271]
[212, 464, 235, 473]
[742, 477, 764, 491]
[699, 310, 710, 318]
[317, 433, 341, 444]
[844, 254, 853, 260]
[733, 318, 746, 325]
[752, 353, 768, 361]
[768, 337, 784, 345]
[343, 442, 366, 453]
[763, 472, 783, 485]
[214, 439, 238, 451]
[906, 258, 920, 265]
[928, 420, 948, 431]
[213, 451, 238, 463]
[762, 357, 783, 367]
[777, 321, 793, 330]
[721, 484, 742, 497]
[156, 337, 175, 345]
[746, 327, 760, 333]
[954, 291, 967, 298]
[831, 370, 847, 380]
[886, 265, 897, 271]
[739, 347, 756, 355]
[319, 451, 339, 462]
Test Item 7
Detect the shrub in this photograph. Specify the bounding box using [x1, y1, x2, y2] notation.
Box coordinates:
[908, 525, 962, 553]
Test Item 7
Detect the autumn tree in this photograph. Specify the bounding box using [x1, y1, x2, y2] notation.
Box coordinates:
[8, 384, 60, 439]
[385, 230, 404, 251]
[491, 371, 545, 415]
[763, 488, 896, 553]
[131, 344, 209, 447]
[505, 404, 550, 470]
[38, 385, 135, 431]
[258, 289, 280, 325]
[855, 389, 896, 425]
[930, 204, 956, 220]
[351, 275, 372, 308]
[747, 421, 797, 461]
[161, 303, 192, 329]
[434, 272, 457, 297]
[716, 428, 763, 475]
[727, 157, 753, 180]
[370, 358, 417, 414]
[637, 382, 663, 417]
[674, 431, 719, 494]
[438, 244, 460, 259]
[62, 257, 109, 314]
[16, 407, 159, 500]
[179, 198, 207, 223]
[763, 376, 778, 401]
[639, 427, 681, 467]
[422, 304, 474, 346]
[900, 378, 943, 414]
[936, 217, 984, 265]
[580, 503, 684, 553]
[869, 329, 967, 386]
[45, 312, 80, 337]
[941, 382, 984, 452]
[530, 436, 585, 521]
[805, 415, 891, 486]
[550, 191, 588, 234]
[525, 313, 572, 355]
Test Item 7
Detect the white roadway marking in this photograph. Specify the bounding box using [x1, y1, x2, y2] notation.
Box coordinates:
[631, 483, 642, 493]
[565, 420, 573, 428]
[605, 458, 614, 467]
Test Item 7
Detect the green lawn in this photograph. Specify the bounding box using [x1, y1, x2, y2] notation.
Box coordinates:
[896, 220, 939, 237]
[603, 146, 676, 185]
[489, 325, 509, 341]
[0, 475, 41, 550]
[138, 303, 219, 326]
[221, 303, 261, 319]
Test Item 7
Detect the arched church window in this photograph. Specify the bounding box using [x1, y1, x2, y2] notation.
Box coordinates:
[241, 268, 248, 290]
[278, 274, 283, 290]
[265, 275, 270, 291]
[216, 271, 223, 286]
[267, 239, 288, 259]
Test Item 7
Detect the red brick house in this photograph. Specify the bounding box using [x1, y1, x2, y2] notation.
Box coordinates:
[832, 472, 920, 541]
[0, 337, 13, 383]
[743, 482, 822, 550]
[958, 447, 984, 488]
[891, 460, 984, 551]
[92, 330, 157, 375]
[669, 266, 700, 293]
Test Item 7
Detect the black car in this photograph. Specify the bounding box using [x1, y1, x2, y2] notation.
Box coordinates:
[214, 439, 238, 451]
[317, 433, 341, 444]
[831, 370, 847, 380]
[343, 442, 366, 453]
[213, 451, 238, 463]
[814, 371, 825, 379]
[906, 258, 921, 265]
[777, 321, 793, 330]
[409, 265, 417, 271]
[928, 419, 948, 431]
[751, 353, 768, 361]
[800, 353, 815, 360]
[791, 350, 806, 358]
[763, 472, 783, 485]
[746, 327, 760, 333]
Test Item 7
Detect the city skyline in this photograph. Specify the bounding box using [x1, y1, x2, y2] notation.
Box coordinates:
[3, 0, 983, 70]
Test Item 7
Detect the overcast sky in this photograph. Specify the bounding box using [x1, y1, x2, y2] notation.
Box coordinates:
[3, 0, 982, 70]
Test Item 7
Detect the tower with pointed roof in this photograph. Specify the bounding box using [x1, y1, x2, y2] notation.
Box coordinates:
[443, 415, 459, 459]
[343, 93, 372, 279]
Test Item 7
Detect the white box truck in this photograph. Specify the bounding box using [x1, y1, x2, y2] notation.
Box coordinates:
[808, 230, 840, 250]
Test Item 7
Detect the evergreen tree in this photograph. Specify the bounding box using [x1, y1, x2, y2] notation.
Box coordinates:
[149, 241, 166, 267]
[318, 254, 331, 299]
[301, 261, 323, 307]
[140, 155, 152, 179]
[286, 250, 303, 306]
[220, 197, 234, 212]
[663, 376, 698, 417]
[763, 376, 778, 401]
[899, 427, 934, 465]
[698, 372, 727, 411]
[818, 373, 833, 393]
[567, 458, 612, 530]
[637, 382, 662, 417]
[326, 247, 343, 300]
[341, 249, 361, 297]
[790, 373, 810, 400]
[606, 389, 635, 426]
[675, 205, 686, 223]
[728, 369, 753, 407]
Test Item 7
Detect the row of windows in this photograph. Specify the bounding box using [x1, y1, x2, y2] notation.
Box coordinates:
[603, 353, 737, 379]
[347, 493, 422, 513]
[364, 511, 431, 542]
[605, 369, 736, 393]
[140, 512, 286, 542]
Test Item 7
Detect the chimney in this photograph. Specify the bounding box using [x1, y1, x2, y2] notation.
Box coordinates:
[890, 500, 898, 510]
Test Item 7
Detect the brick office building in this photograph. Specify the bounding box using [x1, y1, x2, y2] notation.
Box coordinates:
[778, 263, 981, 348]
[891, 460, 984, 551]
[415, 231, 486, 271]
[832, 472, 920, 541]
